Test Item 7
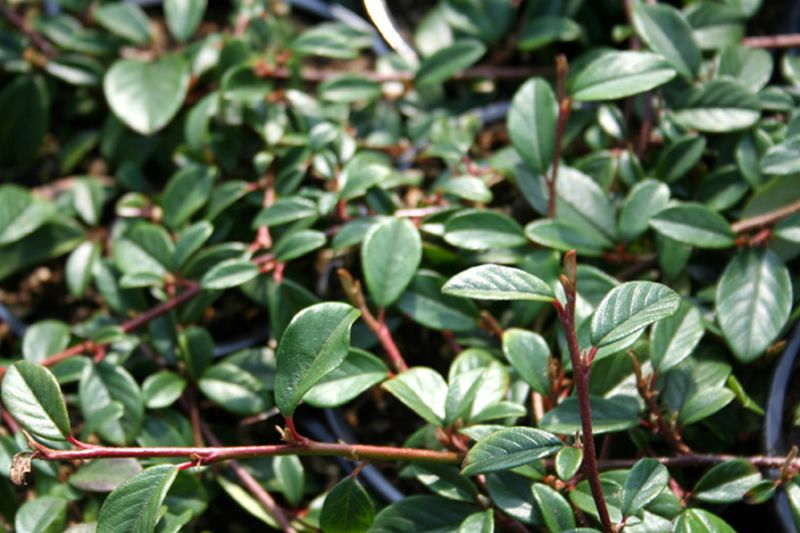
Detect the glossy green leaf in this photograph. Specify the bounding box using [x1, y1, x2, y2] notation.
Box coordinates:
[174, 221, 214, 268]
[650, 301, 705, 372]
[678, 388, 736, 425]
[673, 509, 735, 533]
[774, 212, 800, 243]
[618, 179, 670, 241]
[104, 55, 190, 135]
[66, 240, 100, 297]
[198, 363, 270, 415]
[162, 165, 215, 229]
[200, 259, 259, 289]
[717, 45, 773, 92]
[518, 16, 581, 50]
[693, 460, 762, 503]
[540, 396, 640, 435]
[533, 483, 575, 532]
[320, 74, 381, 103]
[274, 230, 327, 262]
[164, 0, 206, 42]
[671, 79, 760, 132]
[23, 321, 70, 363]
[443, 264, 554, 302]
[649, 203, 735, 248]
[142, 371, 186, 409]
[485, 472, 540, 525]
[502, 329, 550, 394]
[382, 367, 448, 426]
[760, 137, 800, 176]
[369, 495, 476, 532]
[444, 209, 527, 251]
[633, 3, 700, 79]
[362, 218, 422, 308]
[0, 185, 56, 246]
[656, 135, 706, 184]
[507, 78, 557, 174]
[1, 361, 71, 441]
[15, 496, 67, 533]
[320, 477, 374, 533]
[461, 427, 562, 476]
[591, 281, 680, 347]
[716, 249, 792, 362]
[274, 302, 359, 416]
[415, 39, 486, 88]
[273, 455, 304, 507]
[621, 458, 669, 516]
[80, 362, 143, 445]
[524, 218, 610, 257]
[70, 459, 143, 493]
[97, 465, 179, 533]
[93, 3, 150, 45]
[397, 270, 480, 332]
[555, 446, 583, 481]
[571, 51, 677, 101]
[303, 348, 389, 408]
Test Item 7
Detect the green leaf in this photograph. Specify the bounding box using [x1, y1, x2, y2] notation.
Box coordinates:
[555, 447, 583, 481]
[403, 463, 478, 502]
[142, 371, 186, 409]
[397, 270, 480, 332]
[655, 135, 706, 184]
[320, 477, 375, 533]
[174, 221, 214, 268]
[507, 78, 557, 174]
[1, 361, 71, 441]
[671, 79, 760, 133]
[673, 509, 735, 533]
[320, 74, 381, 104]
[0, 75, 49, 167]
[532, 483, 575, 532]
[486, 472, 541, 525]
[70, 459, 143, 493]
[540, 396, 640, 435]
[716, 249, 792, 363]
[458, 510, 494, 533]
[97, 465, 179, 533]
[524, 218, 610, 257]
[104, 55, 190, 135]
[15, 496, 68, 533]
[678, 388, 736, 425]
[382, 367, 448, 426]
[437, 176, 492, 203]
[274, 302, 360, 416]
[518, 16, 581, 50]
[162, 165, 216, 229]
[93, 3, 150, 45]
[304, 348, 389, 408]
[362, 218, 422, 308]
[370, 495, 476, 532]
[0, 185, 56, 246]
[273, 455, 304, 507]
[618, 179, 670, 241]
[775, 213, 800, 243]
[178, 326, 213, 380]
[760, 137, 800, 176]
[461, 427, 562, 476]
[633, 3, 700, 79]
[649, 203, 735, 248]
[66, 240, 100, 297]
[717, 45, 773, 92]
[80, 362, 144, 445]
[164, 0, 206, 42]
[217, 476, 278, 528]
[415, 39, 486, 88]
[253, 197, 318, 227]
[590, 281, 680, 348]
[274, 230, 327, 262]
[292, 23, 364, 60]
[23, 321, 70, 363]
[502, 329, 550, 395]
[693, 460, 762, 503]
[444, 209, 527, 251]
[198, 363, 270, 416]
[650, 301, 705, 373]
[442, 264, 554, 302]
[621, 458, 669, 516]
[201, 259, 259, 289]
[570, 51, 677, 102]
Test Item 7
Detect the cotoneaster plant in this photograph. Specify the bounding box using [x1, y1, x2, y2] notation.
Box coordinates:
[1, 0, 800, 532]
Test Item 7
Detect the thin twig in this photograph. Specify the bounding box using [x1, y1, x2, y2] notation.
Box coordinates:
[0, 1, 55, 57]
[554, 251, 613, 533]
[731, 199, 800, 234]
[547, 55, 572, 218]
[742, 33, 800, 48]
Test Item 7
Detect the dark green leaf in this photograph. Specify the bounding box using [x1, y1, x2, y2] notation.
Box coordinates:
[79, 362, 143, 445]
[0, 185, 56, 246]
[304, 348, 389, 408]
[200, 259, 259, 289]
[649, 203, 735, 248]
[362, 218, 422, 308]
[618, 179, 670, 241]
[507, 78, 557, 174]
[555, 447, 583, 481]
[15, 496, 67, 533]
[693, 460, 762, 503]
[273, 455, 304, 507]
[70, 459, 143, 492]
[716, 249, 792, 362]
[274, 302, 360, 416]
[382, 367, 448, 426]
[502, 328, 550, 394]
[621, 458, 669, 516]
[320, 74, 381, 103]
[533, 483, 575, 531]
[23, 321, 70, 363]
[1, 361, 71, 441]
[273, 230, 326, 262]
[673, 509, 735, 533]
[369, 495, 476, 532]
[320, 477, 374, 533]
[415, 39, 486, 88]
[462, 427, 562, 476]
[162, 165, 216, 229]
[671, 79, 760, 132]
[633, 3, 701, 78]
[650, 301, 705, 372]
[571, 51, 677, 101]
[760, 137, 800, 176]
[397, 270, 480, 332]
[656, 135, 706, 184]
[443, 264, 554, 302]
[66, 240, 100, 298]
[198, 363, 270, 415]
[591, 281, 680, 347]
[540, 396, 640, 435]
[518, 17, 581, 50]
[142, 371, 186, 409]
[717, 45, 773, 92]
[93, 4, 150, 45]
[444, 209, 527, 251]
[164, 0, 207, 42]
[97, 465, 179, 533]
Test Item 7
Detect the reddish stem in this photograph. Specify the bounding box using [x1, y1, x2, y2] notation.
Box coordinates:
[548, 56, 572, 218]
[742, 33, 800, 48]
[731, 199, 800, 234]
